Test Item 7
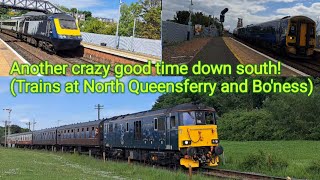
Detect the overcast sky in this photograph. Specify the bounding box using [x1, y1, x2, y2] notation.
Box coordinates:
[162, 0, 320, 32]
[0, 76, 182, 130]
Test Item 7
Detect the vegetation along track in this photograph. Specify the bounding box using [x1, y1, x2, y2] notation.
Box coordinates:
[232, 36, 320, 77]
[201, 168, 291, 180]
[0, 31, 101, 76]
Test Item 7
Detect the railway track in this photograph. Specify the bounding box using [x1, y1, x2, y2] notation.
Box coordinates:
[201, 168, 291, 180]
[232, 36, 320, 77]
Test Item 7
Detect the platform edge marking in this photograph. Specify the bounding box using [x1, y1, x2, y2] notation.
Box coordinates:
[230, 37, 310, 77]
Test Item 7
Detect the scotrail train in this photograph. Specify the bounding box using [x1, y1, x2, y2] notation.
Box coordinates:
[0, 12, 82, 52]
[233, 16, 316, 58]
[0, 103, 224, 168]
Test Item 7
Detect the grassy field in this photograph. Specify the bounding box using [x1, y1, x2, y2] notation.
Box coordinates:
[1, 141, 319, 179]
[0, 147, 213, 180]
[219, 141, 320, 179]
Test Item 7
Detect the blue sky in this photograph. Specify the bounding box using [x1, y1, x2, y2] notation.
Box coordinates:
[0, 76, 183, 130]
[163, 0, 320, 32]
[50, 0, 138, 19]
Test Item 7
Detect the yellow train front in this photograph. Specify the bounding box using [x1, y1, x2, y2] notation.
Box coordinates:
[176, 105, 223, 168]
[285, 16, 316, 58]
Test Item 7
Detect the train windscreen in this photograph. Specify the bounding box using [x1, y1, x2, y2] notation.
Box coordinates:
[181, 111, 217, 125]
[59, 19, 77, 30]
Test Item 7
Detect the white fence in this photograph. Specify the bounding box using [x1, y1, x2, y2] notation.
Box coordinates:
[162, 21, 194, 46]
[81, 32, 162, 58]
[162, 21, 218, 46]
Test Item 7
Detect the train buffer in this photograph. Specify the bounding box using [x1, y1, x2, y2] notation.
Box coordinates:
[0, 38, 29, 76]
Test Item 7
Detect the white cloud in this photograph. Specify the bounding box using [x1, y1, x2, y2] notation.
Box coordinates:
[162, 0, 320, 32]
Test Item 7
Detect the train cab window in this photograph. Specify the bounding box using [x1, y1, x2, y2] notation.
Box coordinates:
[170, 116, 176, 128]
[154, 118, 158, 130]
[126, 123, 129, 132]
[134, 121, 142, 140]
[289, 24, 296, 36]
[182, 112, 195, 125]
[59, 19, 77, 30]
[205, 112, 217, 125]
[310, 27, 315, 37]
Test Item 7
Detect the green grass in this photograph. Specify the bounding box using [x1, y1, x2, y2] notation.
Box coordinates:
[0, 148, 213, 180]
[1, 141, 319, 179]
[219, 141, 320, 180]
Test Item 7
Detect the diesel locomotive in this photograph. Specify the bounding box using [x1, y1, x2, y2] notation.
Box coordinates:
[1, 103, 223, 168]
[0, 12, 82, 52]
[233, 16, 316, 58]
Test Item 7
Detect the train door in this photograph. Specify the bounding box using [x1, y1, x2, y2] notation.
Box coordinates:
[165, 113, 178, 150]
[299, 23, 307, 47]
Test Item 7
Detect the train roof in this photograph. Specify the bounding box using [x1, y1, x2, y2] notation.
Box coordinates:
[33, 127, 57, 133]
[7, 132, 33, 137]
[57, 119, 104, 130]
[107, 103, 216, 122]
[235, 15, 315, 30]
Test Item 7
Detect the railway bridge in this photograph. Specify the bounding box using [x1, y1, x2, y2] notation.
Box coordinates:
[0, 0, 63, 14]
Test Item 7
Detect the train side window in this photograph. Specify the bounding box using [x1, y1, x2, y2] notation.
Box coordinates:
[126, 123, 129, 132]
[170, 116, 176, 128]
[158, 117, 165, 131]
[134, 121, 142, 140]
[154, 118, 158, 130]
[109, 123, 113, 133]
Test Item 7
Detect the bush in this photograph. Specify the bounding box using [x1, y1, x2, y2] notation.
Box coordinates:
[218, 109, 273, 141]
[239, 150, 288, 172]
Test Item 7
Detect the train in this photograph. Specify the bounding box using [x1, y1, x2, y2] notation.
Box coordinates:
[0, 103, 223, 168]
[233, 16, 316, 58]
[0, 12, 82, 52]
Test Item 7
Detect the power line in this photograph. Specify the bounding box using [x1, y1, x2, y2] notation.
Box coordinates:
[94, 104, 104, 120]
[3, 108, 12, 147]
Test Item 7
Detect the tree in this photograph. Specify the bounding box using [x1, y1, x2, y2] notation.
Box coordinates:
[119, 3, 143, 37]
[173, 11, 190, 25]
[81, 18, 117, 35]
[136, 0, 161, 39]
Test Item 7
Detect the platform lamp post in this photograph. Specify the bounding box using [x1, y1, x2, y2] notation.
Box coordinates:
[3, 108, 12, 147]
[187, 0, 193, 41]
[115, 0, 123, 49]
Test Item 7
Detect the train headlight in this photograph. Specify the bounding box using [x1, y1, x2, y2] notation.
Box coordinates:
[212, 139, 219, 144]
[289, 36, 294, 40]
[58, 35, 67, 39]
[183, 140, 192, 145]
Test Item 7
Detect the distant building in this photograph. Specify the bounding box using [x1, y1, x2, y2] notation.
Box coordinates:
[96, 17, 114, 23]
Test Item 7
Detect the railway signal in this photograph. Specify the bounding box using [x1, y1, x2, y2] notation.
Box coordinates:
[220, 8, 229, 23]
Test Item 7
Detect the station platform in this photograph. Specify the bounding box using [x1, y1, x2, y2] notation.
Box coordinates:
[190, 37, 239, 66]
[81, 42, 161, 64]
[0, 38, 29, 76]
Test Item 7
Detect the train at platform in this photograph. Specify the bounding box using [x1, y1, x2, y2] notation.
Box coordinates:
[0, 12, 82, 52]
[233, 16, 316, 58]
[0, 103, 223, 168]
